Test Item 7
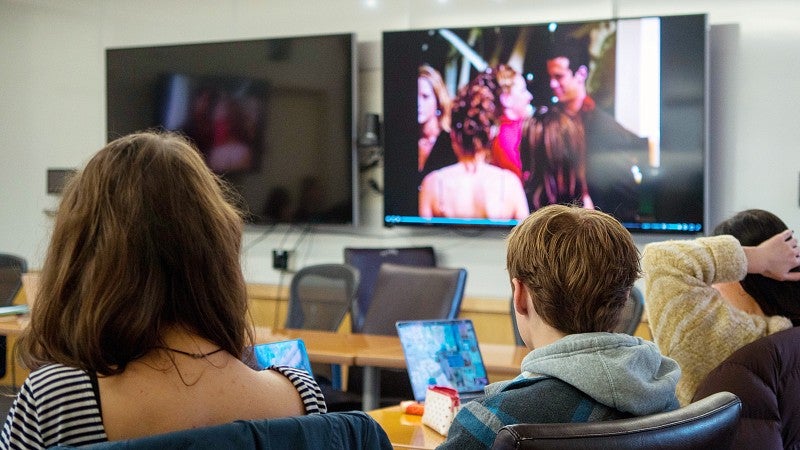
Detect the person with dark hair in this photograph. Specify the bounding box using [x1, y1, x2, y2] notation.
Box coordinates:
[529, 30, 649, 220]
[523, 106, 593, 210]
[438, 204, 680, 450]
[418, 69, 529, 221]
[0, 131, 326, 449]
[642, 209, 800, 405]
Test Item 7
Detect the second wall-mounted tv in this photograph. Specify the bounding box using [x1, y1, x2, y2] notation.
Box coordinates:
[383, 14, 706, 233]
[107, 33, 357, 226]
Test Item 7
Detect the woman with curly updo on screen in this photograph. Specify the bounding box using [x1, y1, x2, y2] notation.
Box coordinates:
[418, 69, 530, 221]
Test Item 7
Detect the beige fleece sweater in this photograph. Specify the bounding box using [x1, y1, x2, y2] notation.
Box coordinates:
[642, 235, 792, 405]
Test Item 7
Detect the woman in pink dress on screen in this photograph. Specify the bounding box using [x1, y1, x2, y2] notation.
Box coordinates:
[418, 69, 530, 221]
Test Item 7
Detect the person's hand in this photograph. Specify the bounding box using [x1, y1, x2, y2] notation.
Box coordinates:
[745, 230, 800, 281]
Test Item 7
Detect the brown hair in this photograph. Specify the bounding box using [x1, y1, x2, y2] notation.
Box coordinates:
[525, 107, 588, 209]
[450, 70, 503, 157]
[19, 131, 252, 375]
[506, 204, 640, 333]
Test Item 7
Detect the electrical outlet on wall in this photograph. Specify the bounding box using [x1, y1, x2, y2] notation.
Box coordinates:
[272, 249, 293, 271]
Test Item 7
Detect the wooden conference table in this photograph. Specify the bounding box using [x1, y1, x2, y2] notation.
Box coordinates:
[0, 318, 526, 412]
[258, 327, 527, 411]
[367, 405, 446, 449]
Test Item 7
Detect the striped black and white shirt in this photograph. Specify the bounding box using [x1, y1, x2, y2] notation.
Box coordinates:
[0, 364, 326, 449]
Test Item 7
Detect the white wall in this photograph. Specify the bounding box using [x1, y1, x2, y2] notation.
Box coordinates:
[2, 0, 799, 300]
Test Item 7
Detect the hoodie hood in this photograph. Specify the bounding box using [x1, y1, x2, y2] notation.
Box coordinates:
[490, 332, 680, 416]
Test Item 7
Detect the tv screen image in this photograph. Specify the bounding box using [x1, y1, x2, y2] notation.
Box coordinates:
[383, 14, 706, 233]
[107, 34, 357, 225]
[158, 74, 269, 175]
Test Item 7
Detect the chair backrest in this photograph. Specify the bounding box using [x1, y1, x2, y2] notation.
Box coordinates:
[285, 263, 359, 331]
[491, 391, 742, 450]
[50, 411, 392, 450]
[357, 263, 466, 335]
[613, 286, 645, 335]
[343, 246, 436, 332]
[0, 254, 27, 307]
[332, 263, 466, 409]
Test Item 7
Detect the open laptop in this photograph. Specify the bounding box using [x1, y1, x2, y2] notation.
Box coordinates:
[396, 319, 490, 403]
[249, 339, 314, 376]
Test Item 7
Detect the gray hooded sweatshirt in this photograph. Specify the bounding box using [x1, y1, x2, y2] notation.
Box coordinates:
[438, 332, 681, 449]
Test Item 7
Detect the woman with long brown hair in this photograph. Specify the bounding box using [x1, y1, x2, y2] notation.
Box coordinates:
[1, 131, 325, 449]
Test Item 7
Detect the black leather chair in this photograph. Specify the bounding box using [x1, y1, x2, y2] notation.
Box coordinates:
[491, 391, 742, 450]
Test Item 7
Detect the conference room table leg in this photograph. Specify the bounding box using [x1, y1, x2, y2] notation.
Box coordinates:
[362, 366, 380, 411]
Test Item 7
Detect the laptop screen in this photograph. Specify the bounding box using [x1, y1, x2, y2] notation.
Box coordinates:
[396, 319, 489, 402]
[249, 339, 314, 376]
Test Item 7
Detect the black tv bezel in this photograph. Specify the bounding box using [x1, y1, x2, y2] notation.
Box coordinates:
[105, 32, 359, 228]
[381, 14, 708, 234]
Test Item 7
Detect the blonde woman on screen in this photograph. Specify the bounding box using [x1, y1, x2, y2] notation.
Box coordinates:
[1, 131, 325, 449]
[418, 64, 456, 177]
[419, 69, 530, 221]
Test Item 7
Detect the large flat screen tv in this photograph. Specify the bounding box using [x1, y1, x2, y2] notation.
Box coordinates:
[383, 14, 706, 233]
[107, 33, 357, 226]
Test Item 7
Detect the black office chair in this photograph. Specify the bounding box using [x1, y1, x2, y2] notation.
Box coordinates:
[327, 262, 467, 411]
[492, 391, 742, 450]
[0, 254, 27, 379]
[343, 246, 436, 333]
[285, 263, 358, 389]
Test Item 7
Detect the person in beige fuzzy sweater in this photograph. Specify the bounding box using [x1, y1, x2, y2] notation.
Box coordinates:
[642, 209, 800, 405]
